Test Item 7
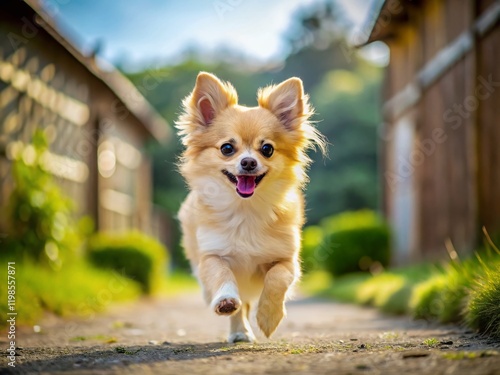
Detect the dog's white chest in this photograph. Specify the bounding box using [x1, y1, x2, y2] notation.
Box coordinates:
[195, 212, 298, 266]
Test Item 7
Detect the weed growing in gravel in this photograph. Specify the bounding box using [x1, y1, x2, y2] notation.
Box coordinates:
[422, 338, 439, 347]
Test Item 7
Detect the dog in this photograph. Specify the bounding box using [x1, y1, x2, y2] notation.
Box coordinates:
[176, 72, 325, 343]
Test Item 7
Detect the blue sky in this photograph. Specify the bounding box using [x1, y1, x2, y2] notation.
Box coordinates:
[42, 0, 375, 70]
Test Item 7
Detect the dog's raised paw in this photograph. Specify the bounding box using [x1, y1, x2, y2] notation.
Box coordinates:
[214, 297, 241, 315]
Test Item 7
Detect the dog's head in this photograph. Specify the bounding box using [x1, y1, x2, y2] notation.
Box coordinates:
[177, 72, 325, 202]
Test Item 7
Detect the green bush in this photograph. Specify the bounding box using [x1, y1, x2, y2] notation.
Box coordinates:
[87, 231, 169, 294]
[410, 274, 447, 320]
[4, 131, 91, 269]
[301, 225, 324, 273]
[356, 273, 410, 314]
[318, 210, 391, 276]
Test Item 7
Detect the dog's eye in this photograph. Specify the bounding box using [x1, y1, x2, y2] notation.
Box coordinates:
[220, 143, 235, 156]
[261, 144, 274, 158]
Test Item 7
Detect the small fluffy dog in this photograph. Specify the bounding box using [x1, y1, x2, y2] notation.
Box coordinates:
[177, 72, 325, 343]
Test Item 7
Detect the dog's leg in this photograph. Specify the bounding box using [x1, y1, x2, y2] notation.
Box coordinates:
[199, 255, 241, 316]
[229, 302, 255, 343]
[257, 260, 296, 337]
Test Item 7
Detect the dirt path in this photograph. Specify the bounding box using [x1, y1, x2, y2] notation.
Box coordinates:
[1, 292, 500, 374]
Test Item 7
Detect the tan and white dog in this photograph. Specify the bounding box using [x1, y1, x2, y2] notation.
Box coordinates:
[176, 72, 325, 343]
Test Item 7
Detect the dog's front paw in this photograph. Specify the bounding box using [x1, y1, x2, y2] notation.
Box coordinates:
[212, 296, 241, 316]
[228, 331, 256, 343]
[210, 283, 241, 316]
[257, 298, 285, 338]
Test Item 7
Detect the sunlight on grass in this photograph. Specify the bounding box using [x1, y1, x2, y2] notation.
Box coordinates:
[309, 249, 500, 339]
[0, 260, 141, 327]
[299, 270, 333, 295]
[356, 274, 404, 305]
[0, 263, 200, 329]
[466, 263, 500, 338]
[410, 274, 448, 320]
[323, 273, 370, 302]
[356, 274, 409, 314]
[158, 271, 200, 297]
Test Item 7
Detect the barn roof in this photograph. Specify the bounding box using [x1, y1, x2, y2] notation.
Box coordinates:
[357, 0, 411, 46]
[21, 0, 170, 143]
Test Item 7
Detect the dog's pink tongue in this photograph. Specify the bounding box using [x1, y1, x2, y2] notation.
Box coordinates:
[236, 175, 256, 195]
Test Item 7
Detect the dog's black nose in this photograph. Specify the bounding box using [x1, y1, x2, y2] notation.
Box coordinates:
[240, 157, 257, 171]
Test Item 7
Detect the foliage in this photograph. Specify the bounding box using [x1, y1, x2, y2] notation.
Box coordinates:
[299, 270, 334, 295]
[410, 274, 448, 320]
[320, 209, 385, 233]
[466, 263, 500, 339]
[87, 231, 169, 294]
[0, 259, 140, 327]
[314, 248, 500, 339]
[4, 131, 90, 269]
[317, 210, 391, 276]
[356, 273, 409, 314]
[317, 264, 434, 314]
[301, 225, 324, 273]
[410, 250, 500, 324]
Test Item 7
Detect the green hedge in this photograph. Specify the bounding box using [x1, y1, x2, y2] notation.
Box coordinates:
[87, 231, 168, 294]
[301, 225, 324, 273]
[4, 130, 92, 269]
[316, 210, 391, 276]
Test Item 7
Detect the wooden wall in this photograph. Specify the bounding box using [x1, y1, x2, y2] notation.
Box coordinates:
[0, 2, 156, 237]
[477, 21, 500, 240]
[382, 0, 499, 262]
[416, 0, 477, 259]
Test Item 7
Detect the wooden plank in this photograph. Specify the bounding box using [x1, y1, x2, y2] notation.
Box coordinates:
[383, 0, 500, 120]
[477, 24, 500, 238]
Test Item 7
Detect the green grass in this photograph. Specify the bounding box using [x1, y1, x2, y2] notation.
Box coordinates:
[158, 270, 199, 296]
[0, 260, 141, 327]
[305, 249, 500, 339]
[303, 264, 435, 315]
[299, 270, 334, 295]
[321, 273, 370, 302]
[0, 259, 200, 329]
[422, 338, 439, 347]
[466, 262, 500, 338]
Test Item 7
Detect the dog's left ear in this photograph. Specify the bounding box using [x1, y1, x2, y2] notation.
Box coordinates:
[189, 72, 238, 126]
[258, 77, 308, 130]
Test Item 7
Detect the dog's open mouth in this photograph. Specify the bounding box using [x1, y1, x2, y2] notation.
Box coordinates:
[222, 170, 266, 198]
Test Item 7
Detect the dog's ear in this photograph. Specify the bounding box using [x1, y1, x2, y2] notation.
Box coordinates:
[258, 77, 309, 130]
[189, 72, 238, 126]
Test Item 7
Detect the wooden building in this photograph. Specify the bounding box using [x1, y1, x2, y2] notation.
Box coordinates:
[0, 1, 171, 240]
[362, 0, 500, 264]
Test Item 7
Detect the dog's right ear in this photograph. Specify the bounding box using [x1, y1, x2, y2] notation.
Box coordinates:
[187, 72, 238, 126]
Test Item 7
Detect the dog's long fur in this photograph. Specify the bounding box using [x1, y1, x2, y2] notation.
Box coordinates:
[176, 72, 325, 342]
